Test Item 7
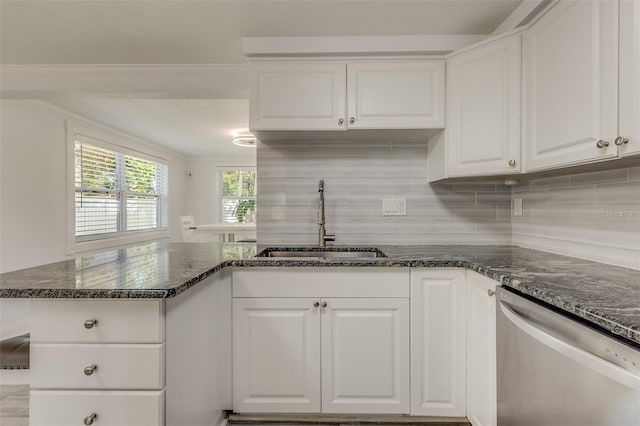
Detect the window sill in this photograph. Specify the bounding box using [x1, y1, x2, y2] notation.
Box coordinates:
[67, 230, 171, 255]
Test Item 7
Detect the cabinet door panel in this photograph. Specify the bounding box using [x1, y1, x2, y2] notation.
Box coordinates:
[233, 298, 321, 413]
[321, 298, 410, 414]
[524, 0, 619, 171]
[250, 62, 346, 130]
[466, 272, 498, 426]
[410, 269, 466, 416]
[619, 0, 640, 157]
[447, 35, 521, 176]
[347, 61, 444, 129]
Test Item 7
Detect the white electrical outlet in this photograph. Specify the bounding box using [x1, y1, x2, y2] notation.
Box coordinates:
[513, 197, 523, 216]
[382, 198, 407, 216]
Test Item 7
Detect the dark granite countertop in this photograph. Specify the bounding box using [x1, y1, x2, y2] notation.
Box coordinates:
[1, 242, 639, 345]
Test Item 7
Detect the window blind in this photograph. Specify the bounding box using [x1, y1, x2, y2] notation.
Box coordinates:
[74, 140, 168, 240]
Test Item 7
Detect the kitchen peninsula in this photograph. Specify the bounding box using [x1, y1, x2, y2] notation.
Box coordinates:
[1, 241, 639, 425]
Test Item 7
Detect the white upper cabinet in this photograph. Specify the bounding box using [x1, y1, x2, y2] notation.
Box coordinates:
[250, 62, 347, 131]
[523, 0, 619, 171]
[445, 35, 522, 177]
[347, 61, 444, 129]
[249, 60, 445, 133]
[618, 0, 640, 157]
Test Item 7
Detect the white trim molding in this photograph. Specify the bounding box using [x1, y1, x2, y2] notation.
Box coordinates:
[0, 64, 249, 99]
[242, 35, 488, 58]
[492, 0, 555, 35]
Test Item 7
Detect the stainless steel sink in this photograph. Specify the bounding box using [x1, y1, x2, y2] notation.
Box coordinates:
[256, 247, 386, 259]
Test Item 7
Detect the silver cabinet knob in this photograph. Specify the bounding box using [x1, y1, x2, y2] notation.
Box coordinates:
[84, 319, 97, 329]
[596, 139, 610, 148]
[84, 413, 97, 425]
[84, 364, 98, 376]
[313, 301, 320, 308]
[615, 136, 629, 146]
[321, 301, 328, 308]
[349, 117, 355, 124]
[338, 118, 344, 126]
[487, 289, 495, 297]
[508, 159, 516, 167]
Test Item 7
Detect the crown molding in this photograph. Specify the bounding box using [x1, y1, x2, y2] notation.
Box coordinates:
[242, 35, 488, 58]
[0, 64, 249, 99]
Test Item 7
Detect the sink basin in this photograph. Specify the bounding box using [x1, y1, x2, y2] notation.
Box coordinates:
[256, 247, 386, 259]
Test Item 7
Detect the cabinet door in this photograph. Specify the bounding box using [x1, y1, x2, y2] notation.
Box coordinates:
[447, 35, 521, 176]
[523, 0, 619, 171]
[347, 61, 445, 129]
[232, 298, 321, 413]
[619, 0, 640, 157]
[410, 269, 466, 416]
[466, 272, 498, 426]
[321, 298, 410, 414]
[250, 62, 346, 130]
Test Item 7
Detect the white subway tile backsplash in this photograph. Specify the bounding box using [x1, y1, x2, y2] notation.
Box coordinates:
[257, 139, 509, 245]
[257, 139, 639, 269]
[513, 164, 640, 270]
[569, 168, 628, 186]
[548, 185, 595, 205]
[596, 181, 640, 204]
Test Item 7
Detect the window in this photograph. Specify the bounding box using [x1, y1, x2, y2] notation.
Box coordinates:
[74, 137, 168, 242]
[219, 168, 256, 223]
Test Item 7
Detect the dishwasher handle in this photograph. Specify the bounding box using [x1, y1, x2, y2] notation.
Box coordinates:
[499, 300, 640, 392]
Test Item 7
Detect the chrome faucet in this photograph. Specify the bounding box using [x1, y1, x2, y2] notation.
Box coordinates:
[318, 180, 335, 247]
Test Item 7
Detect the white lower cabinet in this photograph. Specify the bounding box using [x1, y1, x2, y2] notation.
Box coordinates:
[466, 272, 498, 426]
[321, 298, 410, 414]
[410, 268, 466, 417]
[232, 268, 411, 414]
[28, 272, 234, 426]
[232, 298, 321, 413]
[30, 390, 165, 426]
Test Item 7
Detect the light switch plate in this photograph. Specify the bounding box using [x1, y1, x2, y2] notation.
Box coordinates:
[513, 197, 523, 216]
[382, 198, 407, 216]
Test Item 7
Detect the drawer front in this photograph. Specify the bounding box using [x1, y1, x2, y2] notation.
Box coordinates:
[31, 299, 164, 343]
[233, 268, 410, 298]
[30, 389, 164, 426]
[31, 343, 164, 390]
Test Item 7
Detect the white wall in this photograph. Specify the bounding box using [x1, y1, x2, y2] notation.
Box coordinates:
[0, 100, 190, 343]
[186, 157, 256, 225]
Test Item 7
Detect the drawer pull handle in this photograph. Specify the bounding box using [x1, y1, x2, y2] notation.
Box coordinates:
[84, 364, 98, 376]
[84, 319, 98, 329]
[321, 301, 328, 308]
[84, 413, 97, 425]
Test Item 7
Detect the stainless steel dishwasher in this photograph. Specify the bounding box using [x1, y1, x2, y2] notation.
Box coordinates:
[497, 287, 640, 426]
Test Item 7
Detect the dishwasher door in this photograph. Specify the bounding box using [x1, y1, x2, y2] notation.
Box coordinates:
[497, 287, 640, 426]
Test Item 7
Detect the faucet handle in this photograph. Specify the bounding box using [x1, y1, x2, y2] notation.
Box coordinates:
[324, 234, 336, 242]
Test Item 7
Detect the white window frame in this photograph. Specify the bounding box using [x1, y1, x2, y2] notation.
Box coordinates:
[66, 121, 170, 254]
[218, 166, 257, 224]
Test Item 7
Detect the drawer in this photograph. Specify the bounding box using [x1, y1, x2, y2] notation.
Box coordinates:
[31, 343, 164, 390]
[233, 267, 410, 298]
[31, 299, 164, 343]
[30, 389, 164, 426]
